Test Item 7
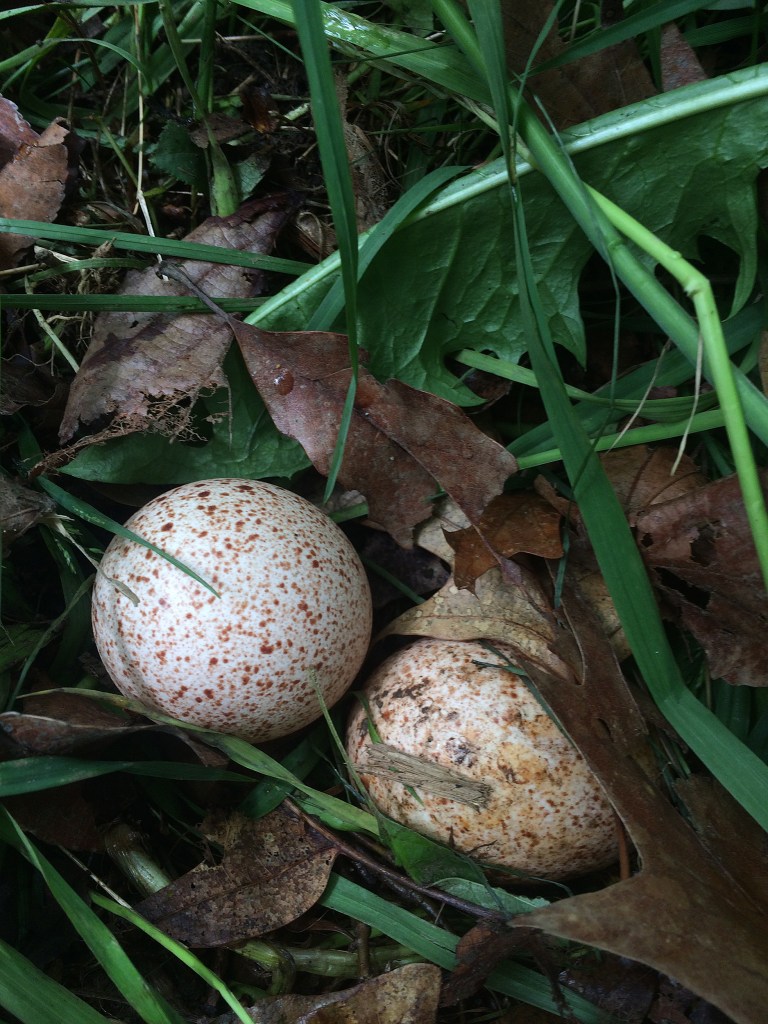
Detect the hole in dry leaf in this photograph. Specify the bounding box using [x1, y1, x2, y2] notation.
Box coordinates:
[656, 568, 711, 609]
[690, 523, 720, 567]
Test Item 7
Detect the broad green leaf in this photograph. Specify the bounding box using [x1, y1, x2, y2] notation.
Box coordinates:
[0, 940, 110, 1024]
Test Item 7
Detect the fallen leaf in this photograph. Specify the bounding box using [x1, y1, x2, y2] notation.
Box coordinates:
[507, 580, 768, 1024]
[660, 23, 707, 92]
[0, 477, 56, 542]
[58, 193, 295, 443]
[136, 804, 338, 946]
[228, 963, 441, 1024]
[439, 921, 531, 1006]
[0, 100, 71, 270]
[446, 492, 563, 590]
[601, 446, 706, 520]
[635, 472, 768, 685]
[4, 787, 102, 852]
[377, 566, 566, 681]
[502, 2, 655, 130]
[235, 323, 517, 545]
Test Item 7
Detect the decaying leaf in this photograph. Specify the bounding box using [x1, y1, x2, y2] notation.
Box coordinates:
[58, 194, 295, 444]
[223, 963, 441, 1024]
[234, 322, 517, 545]
[136, 804, 338, 946]
[0, 96, 71, 270]
[636, 471, 768, 686]
[446, 492, 563, 590]
[502, 1, 655, 130]
[0, 477, 56, 542]
[378, 566, 566, 681]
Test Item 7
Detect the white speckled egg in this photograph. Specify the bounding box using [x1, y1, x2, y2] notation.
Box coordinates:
[92, 478, 372, 742]
[347, 639, 617, 879]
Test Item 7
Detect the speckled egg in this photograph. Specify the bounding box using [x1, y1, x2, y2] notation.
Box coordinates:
[92, 478, 372, 742]
[347, 639, 617, 879]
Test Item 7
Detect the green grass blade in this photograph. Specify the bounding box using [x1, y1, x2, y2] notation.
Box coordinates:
[0, 809, 188, 1024]
[93, 895, 256, 1024]
[292, 0, 360, 497]
[0, 219, 309, 274]
[0, 939, 111, 1024]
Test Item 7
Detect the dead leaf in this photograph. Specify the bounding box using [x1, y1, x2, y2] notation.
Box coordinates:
[135, 805, 338, 946]
[0, 477, 56, 541]
[4, 787, 103, 852]
[502, 2, 655, 130]
[227, 963, 441, 1024]
[58, 193, 295, 443]
[446, 492, 563, 590]
[235, 323, 517, 546]
[0, 356, 60, 416]
[439, 922, 531, 1007]
[660, 23, 707, 92]
[0, 105, 70, 270]
[635, 472, 768, 685]
[601, 446, 706, 521]
[377, 567, 566, 681]
[0, 95, 38, 164]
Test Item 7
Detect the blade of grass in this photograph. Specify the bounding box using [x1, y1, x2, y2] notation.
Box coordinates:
[0, 219, 309, 274]
[0, 939, 111, 1024]
[292, 0, 360, 498]
[0, 808, 188, 1024]
[93, 894, 255, 1024]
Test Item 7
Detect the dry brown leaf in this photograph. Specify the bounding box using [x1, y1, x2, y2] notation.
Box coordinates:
[446, 492, 563, 590]
[0, 477, 56, 542]
[508, 580, 768, 1024]
[660, 22, 707, 92]
[4, 786, 103, 852]
[0, 100, 70, 270]
[377, 566, 566, 680]
[58, 194, 295, 443]
[237, 963, 441, 1024]
[235, 323, 517, 546]
[635, 472, 768, 685]
[502, 2, 655, 130]
[136, 804, 338, 946]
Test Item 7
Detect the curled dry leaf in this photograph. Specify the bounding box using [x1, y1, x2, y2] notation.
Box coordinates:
[58, 194, 295, 444]
[0, 96, 71, 270]
[136, 804, 337, 947]
[236, 963, 441, 1024]
[446, 492, 563, 590]
[235, 323, 517, 546]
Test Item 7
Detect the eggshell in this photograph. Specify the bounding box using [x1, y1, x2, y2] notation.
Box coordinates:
[347, 639, 617, 879]
[92, 478, 372, 742]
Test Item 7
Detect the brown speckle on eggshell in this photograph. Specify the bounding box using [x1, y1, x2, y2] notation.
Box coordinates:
[92, 478, 372, 742]
[347, 638, 617, 880]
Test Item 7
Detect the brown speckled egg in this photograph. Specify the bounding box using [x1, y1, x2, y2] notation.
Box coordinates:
[92, 478, 372, 742]
[347, 639, 617, 879]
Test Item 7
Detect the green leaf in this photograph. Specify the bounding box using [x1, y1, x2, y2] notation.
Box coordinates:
[150, 122, 206, 188]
